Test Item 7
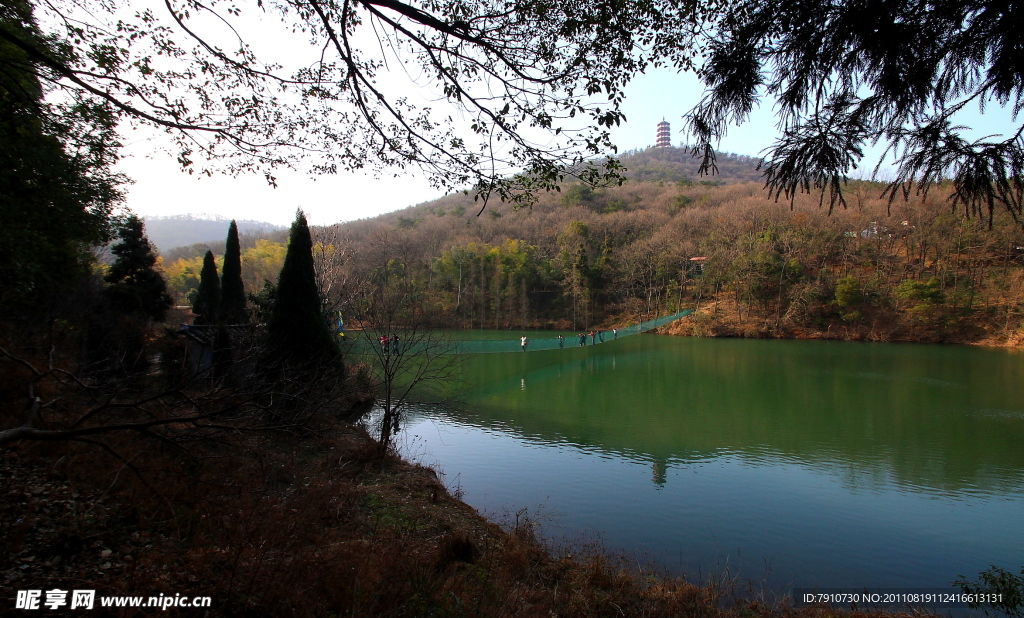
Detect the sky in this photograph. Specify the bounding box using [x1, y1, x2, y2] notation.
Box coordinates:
[118, 67, 778, 227]
[117, 19, 1019, 228]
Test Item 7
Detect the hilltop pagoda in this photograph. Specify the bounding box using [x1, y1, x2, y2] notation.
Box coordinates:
[656, 120, 671, 148]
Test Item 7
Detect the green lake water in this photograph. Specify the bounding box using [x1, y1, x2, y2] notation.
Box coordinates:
[389, 334, 1024, 591]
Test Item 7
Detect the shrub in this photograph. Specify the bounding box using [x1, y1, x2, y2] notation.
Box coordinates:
[895, 277, 945, 304]
[834, 276, 864, 307]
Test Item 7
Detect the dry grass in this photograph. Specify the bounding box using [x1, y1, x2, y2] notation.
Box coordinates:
[2, 416, 940, 617]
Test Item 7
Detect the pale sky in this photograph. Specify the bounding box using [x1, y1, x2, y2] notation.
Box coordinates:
[120, 57, 1017, 227]
[119, 66, 779, 227]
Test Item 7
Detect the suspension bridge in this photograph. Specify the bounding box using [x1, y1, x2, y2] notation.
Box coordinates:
[339, 309, 693, 355]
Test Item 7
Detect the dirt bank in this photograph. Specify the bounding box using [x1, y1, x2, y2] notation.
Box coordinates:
[653, 298, 1024, 349]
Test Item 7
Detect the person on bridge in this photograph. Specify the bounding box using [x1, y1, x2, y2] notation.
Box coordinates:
[557, 335, 564, 348]
[521, 336, 528, 352]
[589, 331, 596, 344]
[613, 328, 617, 339]
[578, 333, 586, 346]
[392, 335, 400, 354]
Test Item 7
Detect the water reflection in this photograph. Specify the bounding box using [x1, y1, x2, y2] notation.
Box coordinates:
[394, 335, 1024, 588]
[651, 457, 667, 487]
[430, 336, 1024, 496]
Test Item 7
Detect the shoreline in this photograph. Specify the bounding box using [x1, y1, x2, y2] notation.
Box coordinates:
[653, 304, 1024, 349]
[3, 415, 947, 617]
[400, 296, 1023, 350]
[5, 315, 1012, 615]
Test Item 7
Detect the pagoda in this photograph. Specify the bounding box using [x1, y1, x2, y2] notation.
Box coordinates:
[656, 120, 671, 148]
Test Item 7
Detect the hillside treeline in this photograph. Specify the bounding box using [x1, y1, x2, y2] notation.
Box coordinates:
[163, 238, 288, 305]
[156, 147, 1024, 345]
[308, 150, 1024, 344]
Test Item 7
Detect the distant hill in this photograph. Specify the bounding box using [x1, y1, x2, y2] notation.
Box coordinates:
[616, 146, 763, 184]
[364, 146, 764, 225]
[142, 215, 286, 253]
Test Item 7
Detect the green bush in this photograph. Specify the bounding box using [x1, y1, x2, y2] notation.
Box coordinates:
[895, 277, 945, 304]
[560, 184, 594, 207]
[834, 276, 864, 307]
[895, 278, 945, 325]
[666, 194, 693, 215]
[955, 565, 1024, 618]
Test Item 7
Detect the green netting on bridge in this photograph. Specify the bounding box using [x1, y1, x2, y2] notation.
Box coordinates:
[340, 309, 692, 355]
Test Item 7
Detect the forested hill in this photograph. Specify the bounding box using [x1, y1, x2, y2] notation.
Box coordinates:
[351, 146, 760, 232]
[310, 144, 1024, 345]
[365, 146, 761, 226]
[159, 145, 1024, 345]
[616, 146, 763, 184]
[143, 215, 285, 253]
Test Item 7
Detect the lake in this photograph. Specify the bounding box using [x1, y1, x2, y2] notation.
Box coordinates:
[384, 334, 1024, 592]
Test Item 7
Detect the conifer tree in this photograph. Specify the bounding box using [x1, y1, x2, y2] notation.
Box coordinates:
[212, 323, 233, 378]
[220, 220, 247, 324]
[192, 251, 221, 325]
[266, 211, 337, 365]
[104, 216, 172, 321]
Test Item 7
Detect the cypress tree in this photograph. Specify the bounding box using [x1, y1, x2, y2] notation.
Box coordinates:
[266, 211, 337, 365]
[212, 323, 233, 378]
[221, 220, 247, 324]
[192, 250, 221, 325]
[104, 216, 172, 321]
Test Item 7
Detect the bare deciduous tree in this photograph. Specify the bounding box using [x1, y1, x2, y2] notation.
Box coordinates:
[347, 239, 461, 453]
[3, 0, 715, 204]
